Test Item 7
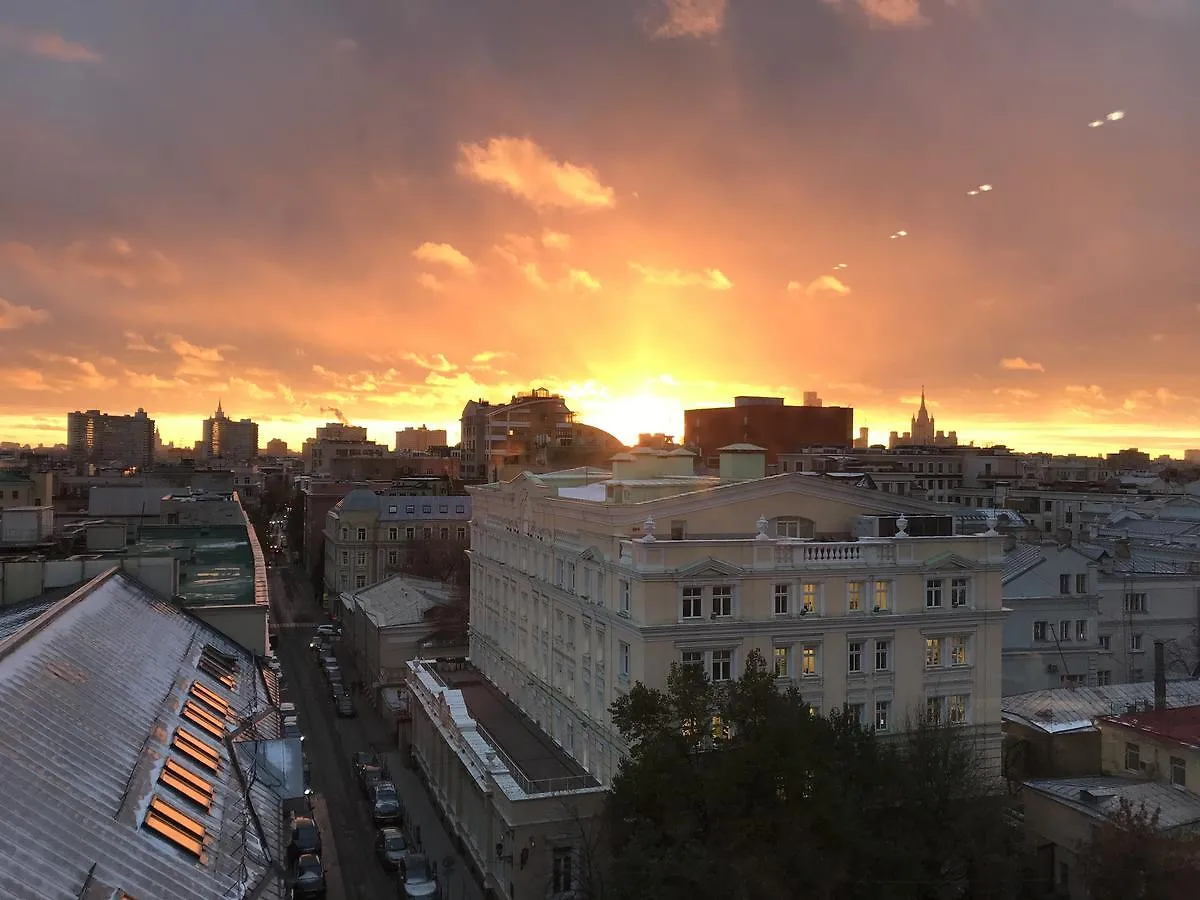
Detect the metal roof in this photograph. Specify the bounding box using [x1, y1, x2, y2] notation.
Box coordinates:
[1003, 681, 1200, 734]
[0, 570, 285, 900]
[1024, 776, 1200, 831]
[344, 573, 454, 627]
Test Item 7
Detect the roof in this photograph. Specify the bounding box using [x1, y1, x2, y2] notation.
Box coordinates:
[1002, 543, 1047, 583]
[1024, 776, 1200, 831]
[1099, 706, 1200, 751]
[717, 443, 766, 452]
[1004, 681, 1200, 734]
[337, 488, 380, 511]
[348, 573, 454, 627]
[126, 524, 258, 606]
[0, 569, 286, 900]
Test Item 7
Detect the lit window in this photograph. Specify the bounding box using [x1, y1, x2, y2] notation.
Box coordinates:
[801, 583, 817, 613]
[948, 694, 968, 725]
[801, 646, 818, 677]
[925, 696, 943, 724]
[873, 581, 889, 611]
[711, 715, 731, 741]
[950, 636, 968, 667]
[773, 646, 790, 678]
[925, 638, 942, 668]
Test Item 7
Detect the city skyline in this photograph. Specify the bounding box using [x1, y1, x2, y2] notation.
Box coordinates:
[3, 1, 1200, 455]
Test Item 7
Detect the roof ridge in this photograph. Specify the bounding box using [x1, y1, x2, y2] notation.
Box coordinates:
[0, 566, 120, 660]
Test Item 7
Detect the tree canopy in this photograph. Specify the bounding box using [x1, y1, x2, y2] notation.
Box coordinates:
[602, 650, 1027, 900]
[1079, 797, 1200, 900]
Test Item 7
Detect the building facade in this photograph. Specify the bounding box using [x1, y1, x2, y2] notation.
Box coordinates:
[466, 445, 1008, 787]
[395, 425, 448, 453]
[201, 401, 259, 462]
[323, 489, 471, 595]
[67, 408, 155, 470]
[684, 395, 854, 466]
[889, 388, 958, 448]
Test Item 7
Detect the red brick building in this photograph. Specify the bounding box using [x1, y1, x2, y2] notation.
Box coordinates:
[684, 396, 854, 466]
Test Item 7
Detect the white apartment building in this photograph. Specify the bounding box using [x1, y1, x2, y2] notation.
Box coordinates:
[1001, 543, 1102, 695]
[467, 444, 1009, 786]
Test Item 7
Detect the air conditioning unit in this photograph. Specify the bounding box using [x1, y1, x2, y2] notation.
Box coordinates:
[1046, 664, 1060, 674]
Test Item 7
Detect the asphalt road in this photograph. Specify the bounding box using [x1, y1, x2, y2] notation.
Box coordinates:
[272, 567, 399, 900]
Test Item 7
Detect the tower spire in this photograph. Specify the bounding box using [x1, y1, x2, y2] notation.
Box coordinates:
[216, 397, 224, 417]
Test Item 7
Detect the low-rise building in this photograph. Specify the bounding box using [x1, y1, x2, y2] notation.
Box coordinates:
[0, 567, 290, 900]
[338, 573, 464, 689]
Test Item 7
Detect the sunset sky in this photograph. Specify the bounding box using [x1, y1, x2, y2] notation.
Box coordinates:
[2, 0, 1199, 455]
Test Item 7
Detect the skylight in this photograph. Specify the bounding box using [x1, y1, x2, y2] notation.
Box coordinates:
[182, 700, 226, 740]
[173, 726, 221, 772]
[190, 681, 232, 718]
[198, 644, 238, 689]
[159, 758, 215, 810]
[144, 794, 207, 859]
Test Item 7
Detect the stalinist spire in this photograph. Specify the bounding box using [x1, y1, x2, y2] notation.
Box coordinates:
[919, 385, 927, 412]
[216, 398, 224, 418]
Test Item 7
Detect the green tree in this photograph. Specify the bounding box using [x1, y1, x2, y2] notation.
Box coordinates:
[603, 651, 1025, 900]
[1079, 797, 1200, 900]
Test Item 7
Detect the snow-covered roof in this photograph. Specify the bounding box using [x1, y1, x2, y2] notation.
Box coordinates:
[0, 569, 285, 900]
[1025, 776, 1200, 830]
[348, 573, 454, 627]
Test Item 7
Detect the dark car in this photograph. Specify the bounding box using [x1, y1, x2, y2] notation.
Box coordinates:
[330, 682, 345, 704]
[360, 764, 386, 798]
[352, 751, 379, 776]
[282, 716, 303, 740]
[374, 827, 409, 871]
[371, 781, 403, 827]
[288, 817, 322, 864]
[292, 852, 326, 898]
[398, 853, 439, 899]
[337, 694, 356, 718]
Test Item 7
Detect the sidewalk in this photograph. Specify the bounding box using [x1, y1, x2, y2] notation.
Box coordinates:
[358, 693, 485, 900]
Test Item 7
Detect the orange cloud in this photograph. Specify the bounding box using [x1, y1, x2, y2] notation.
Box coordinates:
[1000, 357, 1045, 372]
[28, 351, 115, 390]
[649, 0, 728, 39]
[520, 263, 549, 290]
[561, 269, 601, 292]
[541, 230, 572, 250]
[412, 241, 475, 273]
[822, 0, 928, 27]
[789, 275, 851, 297]
[124, 332, 161, 353]
[417, 273, 445, 292]
[0, 26, 100, 62]
[0, 297, 50, 330]
[168, 337, 225, 363]
[456, 136, 616, 211]
[631, 262, 732, 290]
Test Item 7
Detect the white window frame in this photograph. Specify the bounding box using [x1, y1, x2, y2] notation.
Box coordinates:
[773, 646, 790, 679]
[874, 640, 890, 671]
[800, 645, 819, 678]
[619, 641, 631, 679]
[711, 585, 733, 618]
[801, 582, 819, 614]
[873, 580, 890, 612]
[950, 577, 970, 608]
[847, 581, 863, 613]
[925, 637, 942, 668]
[773, 583, 791, 616]
[711, 649, 733, 682]
[681, 586, 703, 620]
[925, 578, 944, 609]
[950, 635, 969, 667]
[847, 641, 863, 673]
[874, 699, 891, 733]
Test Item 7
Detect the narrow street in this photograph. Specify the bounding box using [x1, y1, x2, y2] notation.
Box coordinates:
[271, 565, 485, 900]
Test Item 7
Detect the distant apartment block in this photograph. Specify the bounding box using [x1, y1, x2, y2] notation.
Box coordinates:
[465, 443, 1007, 788]
[67, 408, 155, 470]
[683, 395, 853, 466]
[303, 422, 386, 475]
[395, 425, 448, 453]
[200, 401, 259, 462]
[459, 387, 625, 482]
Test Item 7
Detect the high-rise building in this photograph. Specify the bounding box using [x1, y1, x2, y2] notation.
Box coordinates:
[67, 408, 155, 470]
[889, 388, 958, 449]
[395, 425, 448, 453]
[201, 401, 259, 462]
[303, 422, 385, 475]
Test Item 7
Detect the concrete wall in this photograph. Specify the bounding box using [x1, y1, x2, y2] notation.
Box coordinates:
[1023, 789, 1091, 900]
[190, 604, 268, 656]
[0, 506, 53, 544]
[1, 555, 178, 607]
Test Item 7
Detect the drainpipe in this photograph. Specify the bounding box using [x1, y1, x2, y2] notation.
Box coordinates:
[1154, 640, 1167, 711]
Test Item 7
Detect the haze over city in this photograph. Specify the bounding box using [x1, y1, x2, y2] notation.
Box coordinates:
[2, 0, 1200, 454]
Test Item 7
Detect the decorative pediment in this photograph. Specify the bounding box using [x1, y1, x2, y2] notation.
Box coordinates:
[922, 551, 978, 572]
[675, 557, 746, 579]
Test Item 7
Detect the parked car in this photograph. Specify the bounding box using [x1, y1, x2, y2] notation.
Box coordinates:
[316, 624, 340, 639]
[374, 827, 410, 871]
[292, 852, 327, 898]
[287, 817, 322, 864]
[279, 702, 296, 717]
[310, 639, 330, 658]
[371, 781, 404, 827]
[337, 694, 356, 718]
[328, 670, 344, 693]
[282, 716, 303, 740]
[359, 765, 386, 799]
[398, 853, 439, 899]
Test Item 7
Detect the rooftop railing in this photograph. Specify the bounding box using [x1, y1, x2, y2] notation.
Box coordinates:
[472, 721, 596, 796]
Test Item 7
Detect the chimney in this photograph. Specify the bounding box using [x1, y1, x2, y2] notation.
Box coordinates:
[1002, 534, 1017, 553]
[1154, 640, 1167, 710]
[1114, 538, 1132, 559]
